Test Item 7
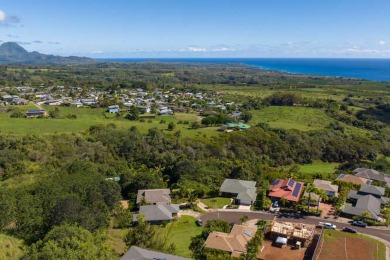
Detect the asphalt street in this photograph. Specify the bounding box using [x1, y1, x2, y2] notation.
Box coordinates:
[200, 211, 390, 242]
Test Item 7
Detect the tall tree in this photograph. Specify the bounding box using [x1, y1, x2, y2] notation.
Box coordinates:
[305, 184, 319, 212]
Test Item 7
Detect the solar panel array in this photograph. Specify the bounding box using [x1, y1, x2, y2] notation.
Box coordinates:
[292, 182, 302, 197]
[287, 179, 295, 187]
[272, 179, 280, 185]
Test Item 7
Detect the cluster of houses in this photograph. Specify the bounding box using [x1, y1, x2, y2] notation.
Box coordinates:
[123, 167, 389, 259]
[1, 86, 252, 124]
[132, 168, 389, 226]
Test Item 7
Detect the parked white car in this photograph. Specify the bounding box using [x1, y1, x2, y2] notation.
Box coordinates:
[317, 222, 337, 229]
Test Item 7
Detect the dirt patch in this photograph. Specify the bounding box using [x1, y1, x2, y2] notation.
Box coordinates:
[259, 240, 306, 260]
[120, 200, 128, 209]
[318, 234, 376, 260]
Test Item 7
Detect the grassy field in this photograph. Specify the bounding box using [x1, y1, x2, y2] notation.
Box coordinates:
[106, 228, 128, 256]
[201, 197, 231, 209]
[0, 102, 376, 138]
[157, 215, 203, 258]
[250, 106, 334, 131]
[203, 84, 353, 102]
[0, 234, 25, 260]
[0, 104, 219, 138]
[299, 161, 339, 174]
[317, 229, 386, 260]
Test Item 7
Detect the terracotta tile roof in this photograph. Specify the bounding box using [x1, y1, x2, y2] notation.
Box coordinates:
[268, 178, 304, 202]
[204, 224, 257, 256]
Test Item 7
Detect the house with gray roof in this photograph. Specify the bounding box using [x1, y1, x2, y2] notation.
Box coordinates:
[313, 179, 339, 197]
[135, 204, 180, 224]
[342, 184, 389, 221]
[121, 246, 191, 260]
[353, 168, 390, 187]
[343, 195, 382, 221]
[136, 189, 171, 205]
[220, 179, 257, 205]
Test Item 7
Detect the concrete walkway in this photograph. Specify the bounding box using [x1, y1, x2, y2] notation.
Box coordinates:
[197, 201, 212, 211]
[179, 209, 202, 218]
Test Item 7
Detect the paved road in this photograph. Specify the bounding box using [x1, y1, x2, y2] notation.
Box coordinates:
[200, 211, 390, 242]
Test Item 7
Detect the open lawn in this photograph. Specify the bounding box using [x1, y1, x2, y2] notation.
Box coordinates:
[106, 228, 128, 256]
[157, 215, 203, 258]
[299, 161, 339, 174]
[0, 234, 25, 260]
[201, 197, 232, 209]
[316, 229, 386, 260]
[251, 106, 334, 131]
[0, 104, 218, 138]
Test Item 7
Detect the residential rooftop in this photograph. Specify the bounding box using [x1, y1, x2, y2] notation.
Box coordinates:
[204, 224, 258, 257]
[268, 178, 304, 202]
[136, 189, 171, 205]
[121, 246, 190, 260]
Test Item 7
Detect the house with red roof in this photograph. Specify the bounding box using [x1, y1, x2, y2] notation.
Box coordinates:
[268, 178, 304, 202]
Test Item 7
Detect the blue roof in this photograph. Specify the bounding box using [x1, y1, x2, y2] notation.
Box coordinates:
[288, 179, 295, 187]
[292, 183, 302, 197]
[272, 179, 280, 185]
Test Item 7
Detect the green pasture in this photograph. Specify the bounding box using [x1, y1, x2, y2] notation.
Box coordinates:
[156, 215, 203, 257]
[250, 106, 333, 131]
[0, 104, 218, 138]
[299, 161, 339, 174]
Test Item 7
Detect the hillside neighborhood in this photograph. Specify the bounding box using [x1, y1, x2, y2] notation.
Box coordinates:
[116, 166, 390, 259]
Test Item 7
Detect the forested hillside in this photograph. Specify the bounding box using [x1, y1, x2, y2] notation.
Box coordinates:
[0, 62, 389, 258]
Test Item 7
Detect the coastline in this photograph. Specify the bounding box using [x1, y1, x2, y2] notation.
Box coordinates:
[96, 58, 390, 82]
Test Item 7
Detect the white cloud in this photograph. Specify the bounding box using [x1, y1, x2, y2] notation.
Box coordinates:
[0, 10, 6, 21]
[346, 48, 379, 54]
[187, 47, 207, 52]
[0, 9, 20, 26]
[378, 40, 386, 45]
[212, 47, 236, 52]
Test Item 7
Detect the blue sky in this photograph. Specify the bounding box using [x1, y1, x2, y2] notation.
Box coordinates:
[1, 0, 390, 58]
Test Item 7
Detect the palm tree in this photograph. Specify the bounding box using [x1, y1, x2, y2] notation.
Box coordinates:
[316, 189, 328, 213]
[305, 184, 319, 212]
[381, 206, 390, 227]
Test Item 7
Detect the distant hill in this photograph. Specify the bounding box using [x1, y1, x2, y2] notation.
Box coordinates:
[0, 42, 95, 64]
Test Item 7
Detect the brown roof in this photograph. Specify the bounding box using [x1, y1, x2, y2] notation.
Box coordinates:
[336, 174, 371, 185]
[204, 225, 257, 256]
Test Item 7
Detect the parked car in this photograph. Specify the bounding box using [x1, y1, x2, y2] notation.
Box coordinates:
[272, 201, 279, 208]
[343, 227, 357, 233]
[351, 221, 367, 228]
[324, 223, 337, 229]
[195, 219, 203, 226]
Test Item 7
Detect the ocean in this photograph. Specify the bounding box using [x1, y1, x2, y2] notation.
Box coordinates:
[97, 58, 390, 82]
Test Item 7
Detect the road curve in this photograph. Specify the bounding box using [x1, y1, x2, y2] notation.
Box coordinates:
[200, 211, 390, 242]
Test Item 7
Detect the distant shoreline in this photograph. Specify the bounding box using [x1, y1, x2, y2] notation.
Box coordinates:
[96, 58, 390, 82]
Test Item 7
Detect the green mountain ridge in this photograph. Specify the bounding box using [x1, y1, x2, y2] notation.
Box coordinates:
[0, 42, 95, 64]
